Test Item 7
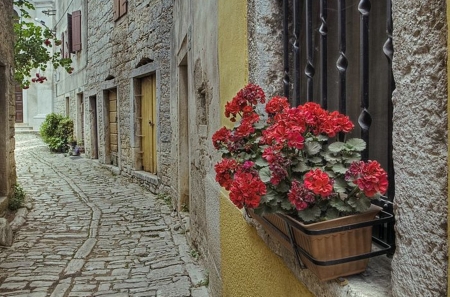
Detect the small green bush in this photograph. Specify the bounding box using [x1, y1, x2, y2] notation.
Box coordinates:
[40, 113, 74, 152]
[9, 184, 25, 211]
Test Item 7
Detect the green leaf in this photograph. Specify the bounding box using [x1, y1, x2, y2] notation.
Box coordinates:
[292, 161, 310, 173]
[275, 181, 290, 193]
[329, 197, 353, 212]
[322, 151, 340, 163]
[347, 196, 371, 212]
[333, 178, 347, 193]
[344, 153, 362, 164]
[259, 188, 278, 204]
[309, 156, 323, 164]
[332, 164, 348, 174]
[328, 142, 345, 153]
[317, 135, 329, 142]
[325, 208, 340, 220]
[346, 138, 366, 151]
[255, 157, 268, 167]
[297, 205, 321, 223]
[305, 141, 322, 155]
[281, 200, 294, 211]
[259, 167, 272, 183]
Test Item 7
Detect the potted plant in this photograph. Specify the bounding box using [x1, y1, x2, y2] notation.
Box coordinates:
[212, 84, 388, 281]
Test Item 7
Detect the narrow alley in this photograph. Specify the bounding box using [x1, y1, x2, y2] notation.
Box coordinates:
[0, 133, 209, 297]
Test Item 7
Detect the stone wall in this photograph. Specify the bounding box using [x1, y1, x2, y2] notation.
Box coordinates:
[86, 0, 173, 194]
[0, 0, 16, 207]
[391, 1, 448, 296]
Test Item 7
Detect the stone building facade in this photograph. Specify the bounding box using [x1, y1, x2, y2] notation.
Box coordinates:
[0, 0, 16, 211]
[53, 0, 88, 143]
[84, 0, 173, 195]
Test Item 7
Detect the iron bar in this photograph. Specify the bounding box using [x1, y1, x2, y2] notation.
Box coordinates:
[293, 0, 301, 105]
[384, 0, 395, 200]
[358, 0, 371, 160]
[337, 0, 348, 122]
[283, 0, 290, 101]
[319, 0, 328, 109]
[305, 0, 315, 102]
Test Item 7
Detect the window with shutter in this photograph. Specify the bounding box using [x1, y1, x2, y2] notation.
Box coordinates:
[71, 10, 82, 52]
[61, 33, 65, 58]
[114, 0, 127, 21]
[119, 0, 127, 17]
[67, 14, 73, 53]
[114, 0, 120, 21]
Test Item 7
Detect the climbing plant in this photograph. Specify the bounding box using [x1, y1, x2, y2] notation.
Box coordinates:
[13, 0, 73, 88]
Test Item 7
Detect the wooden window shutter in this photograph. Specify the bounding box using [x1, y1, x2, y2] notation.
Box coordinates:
[61, 33, 65, 58]
[71, 10, 82, 52]
[114, 0, 120, 20]
[119, 0, 127, 18]
[67, 13, 73, 53]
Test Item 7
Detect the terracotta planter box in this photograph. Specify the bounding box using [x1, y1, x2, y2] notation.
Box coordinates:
[248, 205, 383, 281]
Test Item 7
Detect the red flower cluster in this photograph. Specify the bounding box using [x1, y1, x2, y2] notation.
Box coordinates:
[31, 73, 47, 84]
[262, 107, 306, 150]
[214, 159, 239, 190]
[229, 171, 267, 209]
[265, 96, 290, 115]
[262, 147, 289, 185]
[300, 103, 354, 137]
[288, 180, 315, 210]
[225, 84, 265, 122]
[212, 84, 388, 221]
[304, 169, 333, 198]
[346, 161, 388, 197]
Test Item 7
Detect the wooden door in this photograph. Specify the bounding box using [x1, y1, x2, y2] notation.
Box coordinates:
[90, 96, 98, 159]
[109, 90, 118, 165]
[140, 76, 156, 173]
[15, 86, 23, 123]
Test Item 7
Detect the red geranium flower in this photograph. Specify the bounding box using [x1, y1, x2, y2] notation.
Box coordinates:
[304, 169, 333, 198]
[229, 171, 266, 209]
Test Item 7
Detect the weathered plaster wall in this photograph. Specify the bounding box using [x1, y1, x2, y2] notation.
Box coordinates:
[0, 0, 16, 208]
[391, 1, 448, 296]
[86, 0, 173, 194]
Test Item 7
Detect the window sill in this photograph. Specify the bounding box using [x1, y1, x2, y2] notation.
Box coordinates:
[245, 212, 392, 297]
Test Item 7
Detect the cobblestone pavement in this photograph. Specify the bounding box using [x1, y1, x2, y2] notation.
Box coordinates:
[0, 133, 210, 297]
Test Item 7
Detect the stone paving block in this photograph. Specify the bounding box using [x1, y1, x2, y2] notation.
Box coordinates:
[50, 283, 71, 297]
[0, 282, 28, 290]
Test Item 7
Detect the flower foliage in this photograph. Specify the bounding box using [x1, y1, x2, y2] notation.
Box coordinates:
[212, 84, 388, 223]
[13, 0, 73, 88]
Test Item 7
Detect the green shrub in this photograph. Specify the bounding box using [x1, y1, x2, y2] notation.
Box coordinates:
[9, 184, 25, 211]
[40, 113, 74, 152]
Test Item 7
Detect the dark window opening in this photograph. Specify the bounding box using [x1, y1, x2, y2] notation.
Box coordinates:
[281, 0, 395, 251]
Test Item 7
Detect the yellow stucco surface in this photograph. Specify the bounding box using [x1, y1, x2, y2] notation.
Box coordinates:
[220, 194, 314, 297]
[217, 0, 313, 296]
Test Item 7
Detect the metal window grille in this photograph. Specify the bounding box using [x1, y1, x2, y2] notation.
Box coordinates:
[281, 0, 395, 252]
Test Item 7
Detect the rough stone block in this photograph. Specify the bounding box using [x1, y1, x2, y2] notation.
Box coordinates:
[0, 218, 13, 246]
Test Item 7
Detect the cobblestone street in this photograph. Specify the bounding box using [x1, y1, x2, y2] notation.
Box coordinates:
[0, 133, 209, 297]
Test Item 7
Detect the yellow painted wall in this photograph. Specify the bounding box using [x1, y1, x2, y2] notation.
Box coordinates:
[217, 0, 313, 296]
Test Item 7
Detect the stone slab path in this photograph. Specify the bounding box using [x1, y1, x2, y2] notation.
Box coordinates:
[0, 133, 210, 297]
